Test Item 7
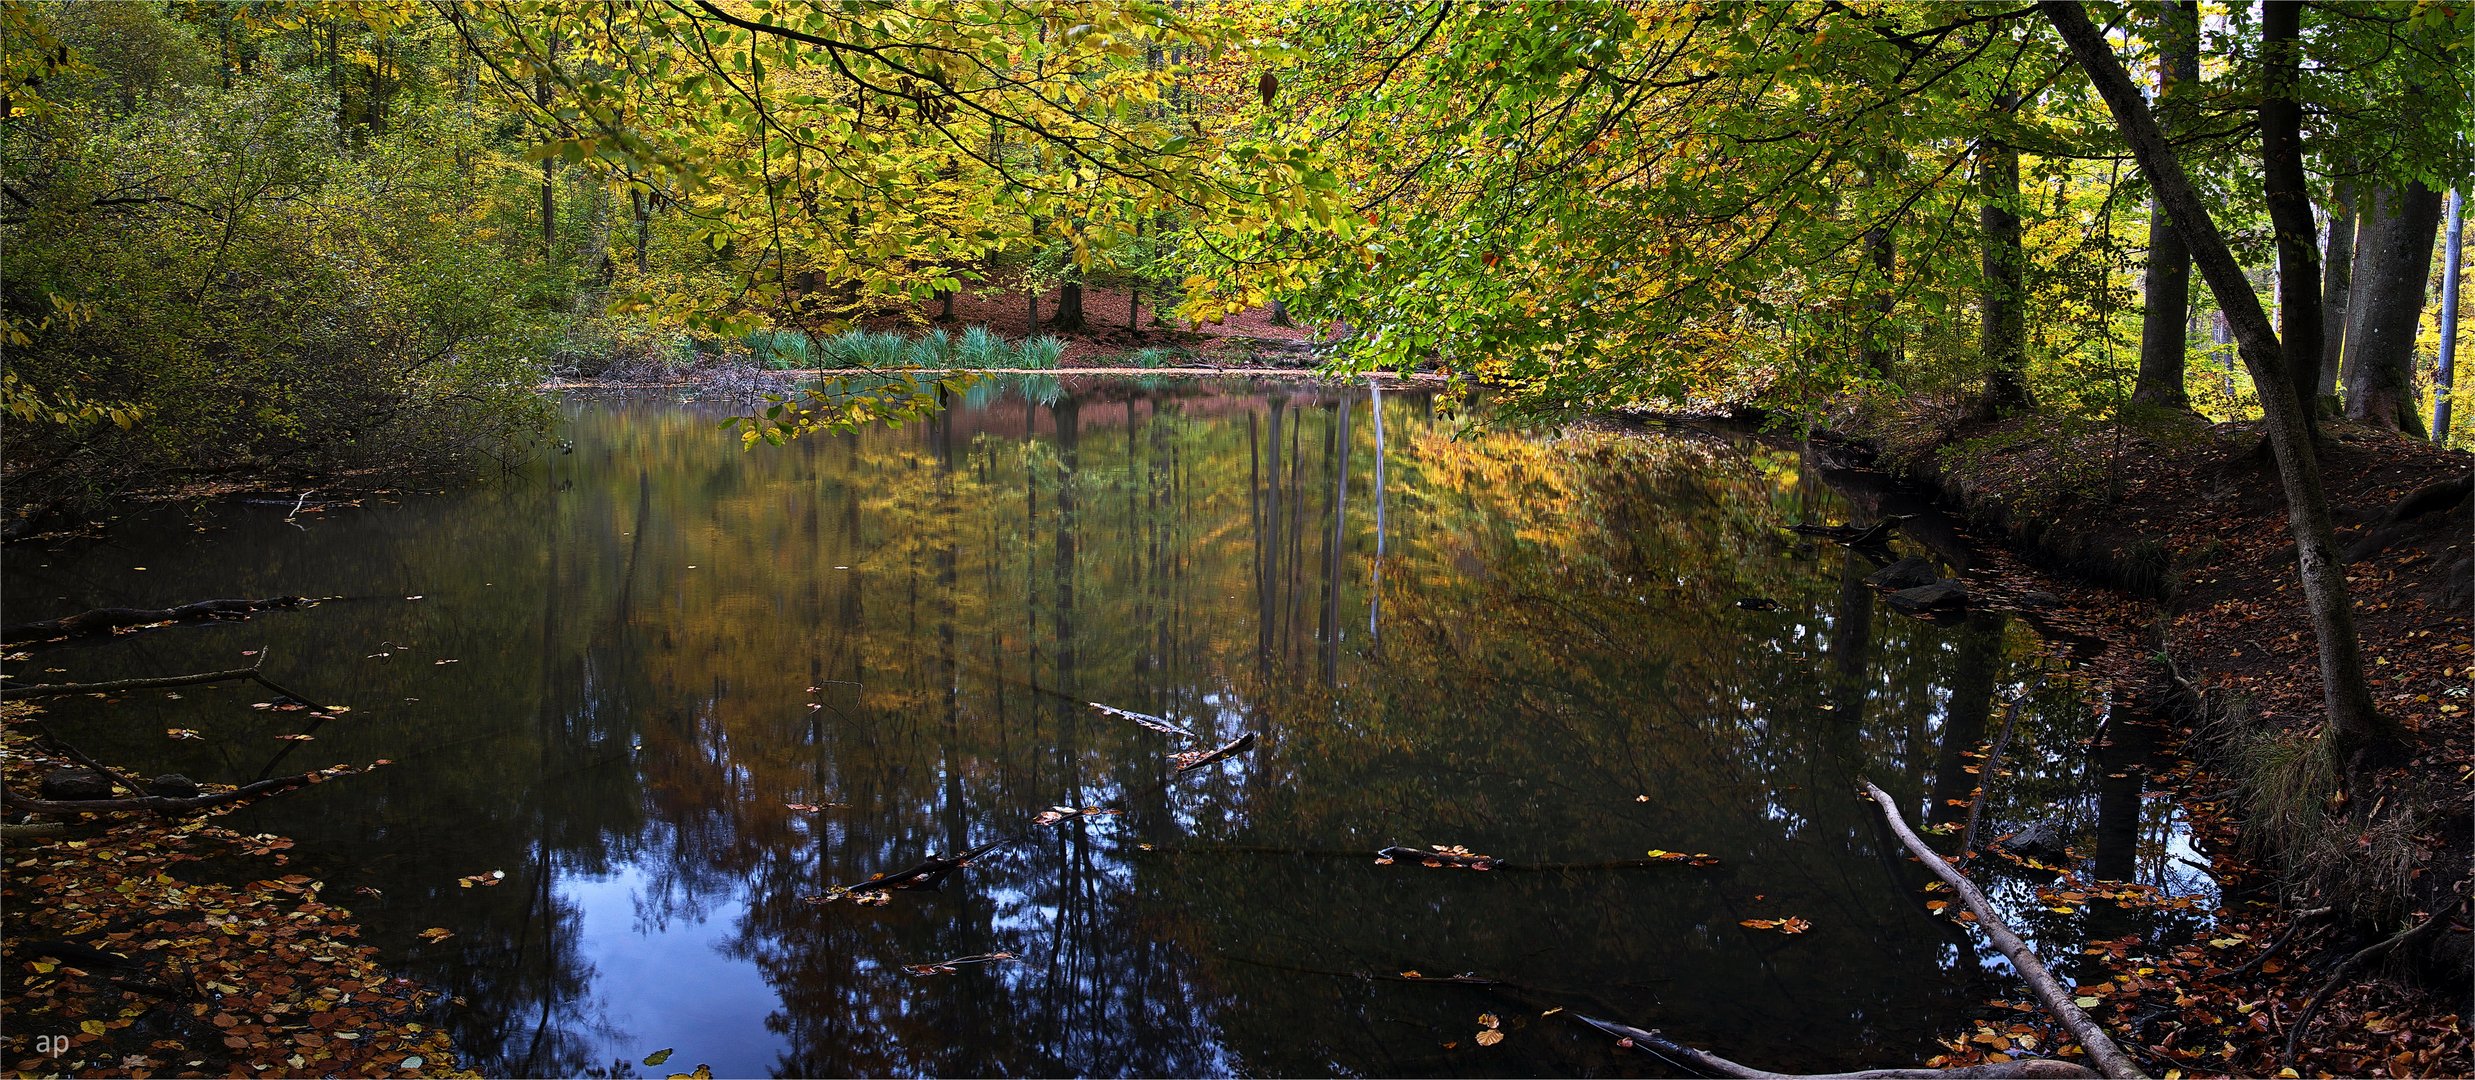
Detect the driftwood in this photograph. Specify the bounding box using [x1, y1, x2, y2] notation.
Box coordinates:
[1571, 1012, 2096, 1079]
[2280, 896, 2465, 1067]
[2, 596, 325, 645]
[839, 837, 1009, 893]
[1088, 701, 1198, 740]
[1862, 780, 2146, 1080]
[1171, 731, 1257, 774]
[2, 765, 363, 817]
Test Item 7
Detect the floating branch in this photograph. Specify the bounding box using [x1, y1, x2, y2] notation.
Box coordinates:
[901, 952, 1019, 976]
[1088, 701, 1198, 740]
[827, 837, 1010, 896]
[1033, 804, 1121, 827]
[2, 597, 330, 646]
[1376, 844, 1500, 870]
[1171, 731, 1257, 774]
[1861, 780, 2145, 1080]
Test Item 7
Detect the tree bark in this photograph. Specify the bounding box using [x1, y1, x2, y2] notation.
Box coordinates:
[2261, 2, 2322, 440]
[2131, 1, 2197, 410]
[2344, 183, 2444, 434]
[1862, 780, 2147, 1080]
[1975, 102, 2033, 418]
[2042, 0, 2396, 754]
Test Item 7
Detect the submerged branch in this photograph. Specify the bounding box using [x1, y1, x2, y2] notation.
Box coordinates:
[1862, 780, 2146, 1080]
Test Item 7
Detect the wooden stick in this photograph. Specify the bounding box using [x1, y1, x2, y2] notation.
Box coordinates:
[1862, 780, 2147, 1080]
[4, 666, 266, 698]
[1, 597, 324, 645]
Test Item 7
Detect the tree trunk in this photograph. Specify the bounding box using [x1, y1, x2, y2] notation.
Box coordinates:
[1267, 298, 1294, 327]
[2261, 2, 2322, 441]
[630, 186, 650, 273]
[2344, 183, 2444, 434]
[2042, 0, 2398, 755]
[2318, 183, 2355, 411]
[2432, 189, 2462, 443]
[537, 37, 557, 255]
[1049, 282, 1086, 331]
[1974, 103, 2033, 418]
[2131, 0, 2197, 410]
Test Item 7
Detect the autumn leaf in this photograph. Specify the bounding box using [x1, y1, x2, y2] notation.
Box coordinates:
[644, 1049, 675, 1067]
[1478, 1013, 1500, 1030]
[1475, 1030, 1504, 1046]
[417, 927, 453, 943]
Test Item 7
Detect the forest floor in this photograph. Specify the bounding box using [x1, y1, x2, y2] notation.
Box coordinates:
[1861, 400, 2472, 1078]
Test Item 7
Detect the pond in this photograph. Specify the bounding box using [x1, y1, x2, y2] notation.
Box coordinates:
[4, 376, 2213, 1077]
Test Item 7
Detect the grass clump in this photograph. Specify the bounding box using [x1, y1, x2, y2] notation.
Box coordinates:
[1014, 335, 1066, 370]
[1130, 346, 1185, 369]
[743, 328, 815, 370]
[818, 329, 911, 367]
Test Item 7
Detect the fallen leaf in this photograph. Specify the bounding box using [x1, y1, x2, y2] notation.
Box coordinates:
[1475, 1030, 1504, 1046]
[417, 928, 453, 943]
[644, 1049, 674, 1067]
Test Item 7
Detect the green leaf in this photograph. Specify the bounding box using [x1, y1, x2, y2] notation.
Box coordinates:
[644, 1049, 675, 1067]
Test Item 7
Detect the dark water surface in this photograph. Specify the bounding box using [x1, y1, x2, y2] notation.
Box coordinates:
[4, 378, 2212, 1077]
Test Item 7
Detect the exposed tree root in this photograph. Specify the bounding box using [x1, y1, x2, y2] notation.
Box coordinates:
[1862, 779, 2147, 1080]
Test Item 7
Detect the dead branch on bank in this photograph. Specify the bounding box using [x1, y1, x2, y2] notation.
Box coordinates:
[1861, 780, 2147, 1080]
[1, 596, 329, 646]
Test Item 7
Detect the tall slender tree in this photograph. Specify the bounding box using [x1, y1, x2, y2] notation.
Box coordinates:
[2042, 0, 2397, 758]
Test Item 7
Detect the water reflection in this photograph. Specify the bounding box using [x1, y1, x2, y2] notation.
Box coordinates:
[4, 378, 2206, 1077]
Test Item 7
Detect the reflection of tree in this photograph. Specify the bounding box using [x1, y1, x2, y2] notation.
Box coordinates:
[8, 386, 2208, 1075]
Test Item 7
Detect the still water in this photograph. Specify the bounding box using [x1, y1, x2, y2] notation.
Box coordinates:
[4, 377, 2209, 1077]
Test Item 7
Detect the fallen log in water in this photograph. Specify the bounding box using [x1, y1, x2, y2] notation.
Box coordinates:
[2, 596, 328, 646]
[1861, 780, 2146, 1080]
